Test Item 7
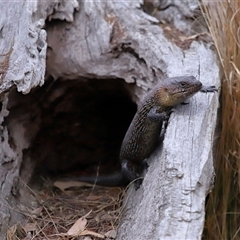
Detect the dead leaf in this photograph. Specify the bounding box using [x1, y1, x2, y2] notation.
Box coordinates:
[31, 206, 43, 217]
[67, 217, 87, 235]
[87, 195, 102, 201]
[79, 230, 105, 239]
[23, 223, 38, 233]
[66, 217, 105, 238]
[105, 229, 117, 238]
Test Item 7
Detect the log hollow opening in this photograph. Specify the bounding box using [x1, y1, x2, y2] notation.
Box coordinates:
[4, 77, 137, 187]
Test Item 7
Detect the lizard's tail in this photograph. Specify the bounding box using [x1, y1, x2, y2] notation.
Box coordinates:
[56, 171, 128, 187]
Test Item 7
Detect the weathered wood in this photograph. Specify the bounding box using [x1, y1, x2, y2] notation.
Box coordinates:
[0, 0, 220, 239]
[0, 1, 78, 238]
[117, 46, 219, 238]
[46, 1, 220, 239]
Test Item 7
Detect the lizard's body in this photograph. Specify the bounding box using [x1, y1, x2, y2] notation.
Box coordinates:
[59, 76, 217, 188]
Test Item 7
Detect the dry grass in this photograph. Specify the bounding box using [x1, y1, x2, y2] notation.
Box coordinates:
[7, 182, 125, 240]
[200, 1, 240, 239]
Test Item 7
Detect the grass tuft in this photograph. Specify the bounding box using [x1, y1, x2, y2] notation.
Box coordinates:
[200, 1, 240, 239]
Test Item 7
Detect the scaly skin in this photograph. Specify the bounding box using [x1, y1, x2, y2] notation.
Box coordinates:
[58, 171, 128, 186]
[58, 76, 217, 189]
[120, 76, 217, 189]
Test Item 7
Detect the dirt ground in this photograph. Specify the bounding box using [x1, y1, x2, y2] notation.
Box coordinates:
[7, 180, 125, 240]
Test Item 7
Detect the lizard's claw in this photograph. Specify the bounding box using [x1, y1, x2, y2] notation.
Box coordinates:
[200, 85, 218, 93]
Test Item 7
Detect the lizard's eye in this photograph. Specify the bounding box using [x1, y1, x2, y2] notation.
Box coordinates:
[180, 82, 188, 87]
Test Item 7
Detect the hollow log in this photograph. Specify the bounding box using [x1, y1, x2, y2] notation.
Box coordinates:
[0, 0, 220, 239]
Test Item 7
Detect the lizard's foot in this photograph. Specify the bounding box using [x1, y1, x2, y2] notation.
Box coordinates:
[121, 159, 143, 190]
[142, 158, 149, 169]
[147, 107, 172, 122]
[200, 85, 218, 92]
[133, 178, 143, 190]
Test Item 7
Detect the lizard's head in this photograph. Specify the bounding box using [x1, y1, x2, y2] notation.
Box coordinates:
[156, 76, 202, 107]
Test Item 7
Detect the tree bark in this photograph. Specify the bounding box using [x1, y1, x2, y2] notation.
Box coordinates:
[0, 0, 220, 239]
[0, 1, 78, 238]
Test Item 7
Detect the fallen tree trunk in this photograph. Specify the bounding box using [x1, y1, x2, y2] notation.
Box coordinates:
[0, 0, 220, 239]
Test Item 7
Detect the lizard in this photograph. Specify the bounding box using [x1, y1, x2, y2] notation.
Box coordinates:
[57, 76, 217, 189]
[120, 75, 216, 189]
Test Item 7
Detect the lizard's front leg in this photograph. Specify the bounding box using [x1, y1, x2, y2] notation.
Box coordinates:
[147, 106, 172, 122]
